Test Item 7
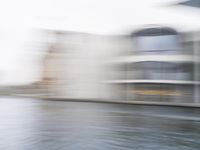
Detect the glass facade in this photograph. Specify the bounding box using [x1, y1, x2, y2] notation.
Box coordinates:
[128, 62, 194, 81]
[135, 35, 179, 54]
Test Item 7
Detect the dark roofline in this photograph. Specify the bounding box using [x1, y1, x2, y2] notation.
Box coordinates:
[177, 0, 200, 8]
[131, 26, 178, 37]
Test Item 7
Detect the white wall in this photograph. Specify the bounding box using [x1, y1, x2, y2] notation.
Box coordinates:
[45, 32, 128, 100]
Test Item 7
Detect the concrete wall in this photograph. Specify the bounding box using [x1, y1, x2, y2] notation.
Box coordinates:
[41, 30, 200, 104]
[42, 32, 129, 100]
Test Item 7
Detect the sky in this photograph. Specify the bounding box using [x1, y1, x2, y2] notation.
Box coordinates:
[0, 0, 200, 85]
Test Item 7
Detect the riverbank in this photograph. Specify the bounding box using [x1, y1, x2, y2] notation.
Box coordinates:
[41, 97, 200, 108]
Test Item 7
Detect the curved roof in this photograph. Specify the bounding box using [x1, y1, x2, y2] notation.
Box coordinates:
[131, 26, 178, 37]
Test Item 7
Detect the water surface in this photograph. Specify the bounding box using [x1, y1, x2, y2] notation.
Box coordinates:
[0, 97, 200, 150]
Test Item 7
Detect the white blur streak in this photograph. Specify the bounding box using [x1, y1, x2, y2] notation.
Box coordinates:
[0, 0, 199, 85]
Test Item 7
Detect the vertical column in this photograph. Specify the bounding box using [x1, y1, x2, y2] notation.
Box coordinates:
[194, 33, 200, 103]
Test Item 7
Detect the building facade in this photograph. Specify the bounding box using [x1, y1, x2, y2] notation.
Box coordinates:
[40, 27, 200, 104]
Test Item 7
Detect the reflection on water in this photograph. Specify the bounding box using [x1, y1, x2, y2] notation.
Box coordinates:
[0, 97, 200, 150]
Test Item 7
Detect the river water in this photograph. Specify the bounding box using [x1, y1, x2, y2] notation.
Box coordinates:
[0, 97, 200, 150]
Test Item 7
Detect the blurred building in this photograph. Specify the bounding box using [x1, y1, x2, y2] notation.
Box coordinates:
[21, 27, 200, 104]
[109, 27, 200, 103]
[40, 31, 129, 100]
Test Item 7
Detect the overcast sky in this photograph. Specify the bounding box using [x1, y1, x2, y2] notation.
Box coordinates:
[0, 0, 200, 85]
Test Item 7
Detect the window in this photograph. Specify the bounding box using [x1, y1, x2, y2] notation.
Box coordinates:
[135, 35, 179, 54]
